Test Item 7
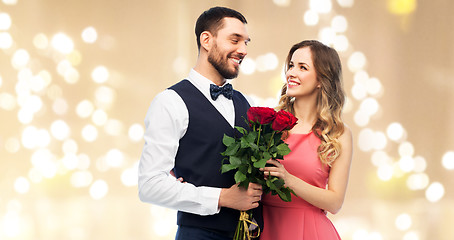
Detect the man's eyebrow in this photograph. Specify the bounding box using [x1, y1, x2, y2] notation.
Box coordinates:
[231, 33, 251, 42]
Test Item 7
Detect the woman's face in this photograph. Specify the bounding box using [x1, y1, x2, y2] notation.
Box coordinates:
[285, 47, 320, 99]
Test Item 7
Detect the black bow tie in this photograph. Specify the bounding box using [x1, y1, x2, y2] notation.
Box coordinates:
[210, 83, 233, 100]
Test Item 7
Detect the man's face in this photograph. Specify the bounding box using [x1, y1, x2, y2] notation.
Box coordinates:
[208, 17, 250, 79]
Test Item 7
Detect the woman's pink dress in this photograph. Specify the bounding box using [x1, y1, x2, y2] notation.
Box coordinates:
[260, 131, 341, 240]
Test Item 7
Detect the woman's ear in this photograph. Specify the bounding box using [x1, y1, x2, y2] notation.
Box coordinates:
[200, 31, 212, 52]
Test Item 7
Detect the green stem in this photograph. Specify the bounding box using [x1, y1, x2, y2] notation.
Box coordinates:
[266, 131, 275, 151]
[256, 124, 262, 146]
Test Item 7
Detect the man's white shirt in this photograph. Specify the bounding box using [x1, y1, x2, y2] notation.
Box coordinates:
[138, 69, 253, 215]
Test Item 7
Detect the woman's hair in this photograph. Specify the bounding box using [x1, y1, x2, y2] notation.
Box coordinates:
[277, 40, 345, 166]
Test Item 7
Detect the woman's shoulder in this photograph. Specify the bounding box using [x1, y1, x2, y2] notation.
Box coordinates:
[339, 124, 353, 147]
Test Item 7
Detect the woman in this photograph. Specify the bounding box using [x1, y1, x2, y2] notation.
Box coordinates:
[260, 40, 353, 239]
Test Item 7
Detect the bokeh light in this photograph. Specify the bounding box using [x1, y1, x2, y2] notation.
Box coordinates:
[0, 32, 13, 49]
[128, 123, 144, 142]
[255, 53, 279, 72]
[11, 49, 30, 69]
[2, 0, 18, 5]
[240, 58, 256, 75]
[91, 66, 109, 83]
[92, 109, 108, 126]
[0, 12, 12, 30]
[0, 1, 452, 239]
[14, 177, 30, 194]
[273, 0, 291, 7]
[304, 10, 319, 26]
[89, 180, 108, 200]
[51, 32, 74, 54]
[337, 0, 354, 8]
[406, 173, 429, 190]
[76, 100, 95, 118]
[70, 170, 93, 188]
[441, 151, 454, 170]
[81, 26, 98, 43]
[318, 27, 336, 46]
[309, 0, 333, 13]
[331, 15, 348, 32]
[387, 122, 406, 142]
[81, 124, 98, 142]
[33, 33, 49, 49]
[50, 120, 71, 140]
[425, 182, 445, 202]
[395, 213, 412, 231]
[348, 51, 366, 72]
[387, 0, 417, 15]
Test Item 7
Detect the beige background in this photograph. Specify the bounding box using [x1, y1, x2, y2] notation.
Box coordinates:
[0, 0, 453, 239]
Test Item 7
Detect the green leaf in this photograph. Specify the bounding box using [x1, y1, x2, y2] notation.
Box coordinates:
[264, 132, 273, 140]
[234, 126, 247, 135]
[224, 142, 240, 156]
[263, 152, 271, 161]
[221, 164, 238, 173]
[276, 143, 291, 156]
[229, 156, 242, 166]
[277, 188, 292, 202]
[249, 142, 259, 151]
[253, 158, 268, 168]
[246, 131, 257, 143]
[251, 155, 258, 162]
[234, 171, 247, 183]
[222, 134, 236, 147]
[239, 180, 250, 189]
[273, 178, 285, 189]
[277, 189, 289, 202]
[240, 137, 250, 148]
[267, 137, 275, 149]
[266, 179, 277, 190]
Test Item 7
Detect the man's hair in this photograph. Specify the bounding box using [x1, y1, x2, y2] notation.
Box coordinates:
[195, 6, 247, 50]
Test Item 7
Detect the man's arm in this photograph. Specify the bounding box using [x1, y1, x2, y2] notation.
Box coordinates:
[138, 90, 221, 215]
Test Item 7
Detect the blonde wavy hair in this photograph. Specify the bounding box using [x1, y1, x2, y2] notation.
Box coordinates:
[277, 40, 345, 166]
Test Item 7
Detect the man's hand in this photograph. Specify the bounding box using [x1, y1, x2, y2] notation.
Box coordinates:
[218, 183, 262, 211]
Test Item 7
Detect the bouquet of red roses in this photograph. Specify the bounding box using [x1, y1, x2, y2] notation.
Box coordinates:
[221, 107, 298, 239]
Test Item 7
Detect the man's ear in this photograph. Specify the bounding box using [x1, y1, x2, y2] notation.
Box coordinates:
[200, 31, 213, 52]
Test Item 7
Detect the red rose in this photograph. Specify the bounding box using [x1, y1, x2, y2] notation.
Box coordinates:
[272, 110, 298, 132]
[247, 107, 276, 125]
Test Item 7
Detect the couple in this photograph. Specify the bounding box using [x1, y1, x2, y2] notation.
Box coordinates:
[138, 6, 353, 240]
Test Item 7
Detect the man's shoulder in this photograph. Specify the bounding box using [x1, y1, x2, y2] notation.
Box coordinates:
[168, 79, 192, 90]
[233, 90, 254, 106]
[151, 88, 183, 107]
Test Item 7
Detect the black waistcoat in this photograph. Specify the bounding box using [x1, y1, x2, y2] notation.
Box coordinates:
[169, 80, 263, 233]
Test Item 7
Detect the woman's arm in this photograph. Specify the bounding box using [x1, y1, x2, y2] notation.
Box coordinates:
[262, 126, 353, 214]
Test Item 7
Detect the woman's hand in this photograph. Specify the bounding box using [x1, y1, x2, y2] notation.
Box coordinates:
[260, 159, 294, 187]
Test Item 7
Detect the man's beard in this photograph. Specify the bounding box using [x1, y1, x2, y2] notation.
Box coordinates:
[208, 43, 240, 79]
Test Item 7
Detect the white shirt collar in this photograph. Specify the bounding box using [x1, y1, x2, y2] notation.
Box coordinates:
[187, 69, 231, 92]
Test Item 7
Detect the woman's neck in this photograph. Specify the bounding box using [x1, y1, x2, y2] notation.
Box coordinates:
[292, 98, 318, 133]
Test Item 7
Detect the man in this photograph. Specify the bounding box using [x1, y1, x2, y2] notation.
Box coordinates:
[138, 6, 263, 240]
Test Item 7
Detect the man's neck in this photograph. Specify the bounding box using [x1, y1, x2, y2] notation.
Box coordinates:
[194, 60, 225, 86]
